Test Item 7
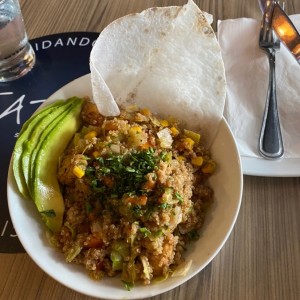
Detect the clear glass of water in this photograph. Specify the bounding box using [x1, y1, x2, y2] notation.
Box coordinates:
[0, 0, 35, 82]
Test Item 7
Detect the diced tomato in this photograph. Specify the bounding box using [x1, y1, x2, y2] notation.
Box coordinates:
[102, 176, 114, 188]
[143, 180, 155, 191]
[104, 122, 118, 131]
[124, 195, 148, 205]
[83, 235, 103, 249]
[139, 141, 151, 150]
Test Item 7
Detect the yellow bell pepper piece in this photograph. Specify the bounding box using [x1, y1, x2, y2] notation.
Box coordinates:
[183, 129, 200, 144]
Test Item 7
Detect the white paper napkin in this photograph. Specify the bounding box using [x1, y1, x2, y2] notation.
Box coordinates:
[218, 15, 300, 158]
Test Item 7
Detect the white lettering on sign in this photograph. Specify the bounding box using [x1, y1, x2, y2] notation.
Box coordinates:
[0, 220, 8, 236]
[79, 37, 90, 46]
[54, 38, 64, 47]
[0, 92, 13, 96]
[30, 100, 45, 105]
[66, 37, 77, 46]
[1, 220, 17, 238]
[42, 40, 52, 50]
[33, 36, 96, 51]
[0, 94, 25, 124]
[0, 92, 44, 125]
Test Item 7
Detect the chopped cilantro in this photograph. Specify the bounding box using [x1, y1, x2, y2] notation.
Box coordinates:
[85, 166, 95, 176]
[99, 166, 111, 174]
[139, 227, 151, 237]
[132, 205, 143, 217]
[125, 166, 136, 173]
[160, 150, 172, 162]
[159, 202, 170, 210]
[175, 192, 184, 203]
[87, 148, 160, 199]
[153, 229, 164, 237]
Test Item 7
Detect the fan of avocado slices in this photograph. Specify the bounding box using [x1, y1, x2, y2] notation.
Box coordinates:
[12, 96, 84, 232]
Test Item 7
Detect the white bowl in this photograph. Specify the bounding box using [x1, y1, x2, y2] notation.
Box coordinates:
[7, 74, 243, 299]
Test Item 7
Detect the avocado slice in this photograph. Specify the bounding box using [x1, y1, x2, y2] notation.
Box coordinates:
[13, 100, 65, 200]
[22, 101, 74, 196]
[32, 97, 84, 232]
[18, 101, 64, 136]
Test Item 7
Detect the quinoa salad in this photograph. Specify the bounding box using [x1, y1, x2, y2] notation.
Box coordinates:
[51, 99, 215, 289]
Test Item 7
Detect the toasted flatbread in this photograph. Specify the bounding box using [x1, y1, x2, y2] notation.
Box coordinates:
[90, 0, 226, 144]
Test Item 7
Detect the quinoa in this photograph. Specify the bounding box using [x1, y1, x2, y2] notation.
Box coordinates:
[54, 100, 215, 288]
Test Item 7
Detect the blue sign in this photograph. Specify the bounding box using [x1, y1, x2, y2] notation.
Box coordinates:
[0, 32, 99, 252]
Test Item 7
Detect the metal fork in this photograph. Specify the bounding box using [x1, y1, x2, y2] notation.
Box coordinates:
[258, 0, 284, 159]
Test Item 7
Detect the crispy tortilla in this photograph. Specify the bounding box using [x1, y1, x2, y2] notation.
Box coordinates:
[90, 0, 226, 145]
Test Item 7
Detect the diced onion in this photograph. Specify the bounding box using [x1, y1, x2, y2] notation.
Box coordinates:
[157, 128, 173, 148]
[140, 255, 152, 280]
[110, 144, 121, 153]
[169, 206, 183, 230]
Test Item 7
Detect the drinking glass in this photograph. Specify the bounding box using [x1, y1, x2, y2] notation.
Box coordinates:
[0, 0, 35, 82]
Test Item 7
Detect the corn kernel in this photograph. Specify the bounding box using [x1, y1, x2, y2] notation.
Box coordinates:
[170, 126, 179, 137]
[183, 137, 195, 151]
[129, 126, 142, 134]
[177, 156, 186, 162]
[73, 166, 85, 178]
[201, 161, 216, 174]
[140, 108, 151, 116]
[92, 151, 101, 158]
[160, 119, 169, 127]
[191, 156, 204, 166]
[84, 131, 97, 140]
